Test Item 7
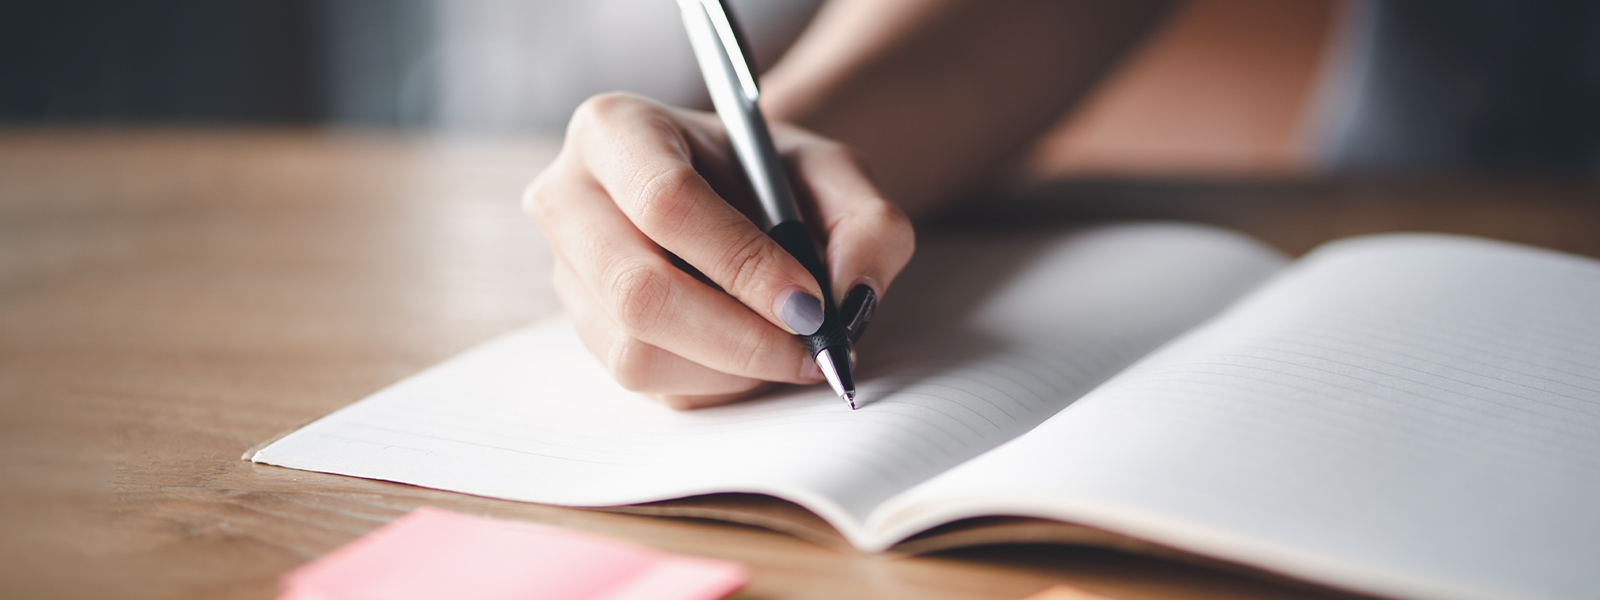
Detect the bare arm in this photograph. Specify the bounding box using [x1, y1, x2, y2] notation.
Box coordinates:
[763, 0, 1177, 215]
[524, 0, 1174, 407]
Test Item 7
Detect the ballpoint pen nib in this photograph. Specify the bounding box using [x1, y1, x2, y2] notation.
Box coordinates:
[815, 348, 857, 409]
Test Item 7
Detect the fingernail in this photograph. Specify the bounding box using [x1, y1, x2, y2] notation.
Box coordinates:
[800, 358, 823, 381]
[839, 283, 877, 344]
[774, 286, 824, 335]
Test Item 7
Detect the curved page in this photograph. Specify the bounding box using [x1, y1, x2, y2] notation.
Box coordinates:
[878, 234, 1600, 600]
[251, 223, 1285, 546]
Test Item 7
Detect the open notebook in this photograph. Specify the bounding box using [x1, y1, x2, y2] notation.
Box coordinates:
[252, 223, 1600, 600]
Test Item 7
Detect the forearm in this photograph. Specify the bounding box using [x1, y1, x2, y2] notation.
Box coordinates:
[761, 0, 1177, 216]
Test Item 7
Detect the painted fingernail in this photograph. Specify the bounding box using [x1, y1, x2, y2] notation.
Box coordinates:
[839, 283, 877, 343]
[774, 286, 824, 335]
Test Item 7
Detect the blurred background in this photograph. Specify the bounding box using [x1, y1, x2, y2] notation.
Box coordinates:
[2, 0, 1597, 177]
[0, 0, 817, 130]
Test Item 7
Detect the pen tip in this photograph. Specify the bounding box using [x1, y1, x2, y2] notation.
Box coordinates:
[816, 348, 857, 409]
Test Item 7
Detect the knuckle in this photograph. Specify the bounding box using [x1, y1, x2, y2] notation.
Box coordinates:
[864, 198, 912, 235]
[734, 328, 785, 378]
[718, 233, 783, 299]
[571, 92, 643, 131]
[859, 200, 916, 263]
[520, 173, 554, 221]
[573, 93, 682, 152]
[630, 164, 699, 231]
[605, 258, 674, 337]
[520, 152, 583, 224]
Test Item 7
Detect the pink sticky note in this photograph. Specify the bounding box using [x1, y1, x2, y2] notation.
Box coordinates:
[280, 507, 746, 600]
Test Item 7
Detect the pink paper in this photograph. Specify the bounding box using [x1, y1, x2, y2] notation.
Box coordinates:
[280, 507, 746, 600]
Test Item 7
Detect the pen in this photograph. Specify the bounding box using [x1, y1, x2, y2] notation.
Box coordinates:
[676, 0, 857, 409]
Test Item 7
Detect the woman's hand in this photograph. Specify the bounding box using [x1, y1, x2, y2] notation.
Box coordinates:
[523, 93, 914, 409]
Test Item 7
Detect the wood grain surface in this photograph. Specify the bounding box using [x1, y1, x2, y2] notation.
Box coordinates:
[3, 128, 1595, 600]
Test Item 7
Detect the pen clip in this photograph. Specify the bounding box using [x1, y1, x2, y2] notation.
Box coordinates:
[696, 0, 761, 102]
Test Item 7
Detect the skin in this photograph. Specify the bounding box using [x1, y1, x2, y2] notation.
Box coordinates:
[523, 0, 1176, 408]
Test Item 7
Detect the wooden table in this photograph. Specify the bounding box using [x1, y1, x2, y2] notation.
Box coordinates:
[3, 128, 1596, 600]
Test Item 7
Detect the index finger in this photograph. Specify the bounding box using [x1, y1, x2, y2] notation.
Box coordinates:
[572, 95, 830, 337]
[778, 126, 915, 324]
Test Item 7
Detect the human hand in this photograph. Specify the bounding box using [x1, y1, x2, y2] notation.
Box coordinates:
[523, 93, 914, 409]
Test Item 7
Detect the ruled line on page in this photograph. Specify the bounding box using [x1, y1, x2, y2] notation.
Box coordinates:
[257, 224, 1291, 524]
[293, 331, 1125, 499]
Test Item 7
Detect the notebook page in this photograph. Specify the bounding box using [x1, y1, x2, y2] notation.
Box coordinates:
[252, 223, 1284, 544]
[877, 234, 1600, 600]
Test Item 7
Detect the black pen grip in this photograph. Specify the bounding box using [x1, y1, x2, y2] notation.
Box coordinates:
[767, 220, 849, 355]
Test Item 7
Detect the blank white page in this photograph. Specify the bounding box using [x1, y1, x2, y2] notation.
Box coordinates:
[252, 223, 1284, 546]
[881, 234, 1600, 600]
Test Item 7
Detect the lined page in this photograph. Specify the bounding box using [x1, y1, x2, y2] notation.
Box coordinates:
[881, 234, 1600, 600]
[253, 223, 1284, 543]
